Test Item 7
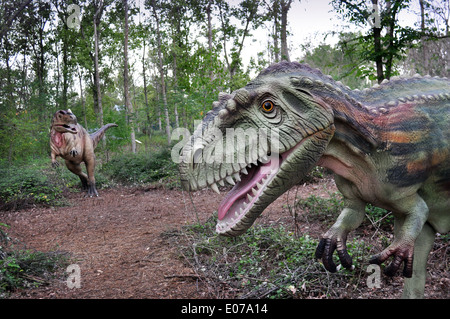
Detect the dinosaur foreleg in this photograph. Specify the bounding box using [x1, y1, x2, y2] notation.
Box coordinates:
[51, 151, 59, 168]
[369, 194, 429, 278]
[315, 197, 366, 272]
[65, 160, 89, 190]
[316, 176, 366, 272]
[402, 222, 435, 298]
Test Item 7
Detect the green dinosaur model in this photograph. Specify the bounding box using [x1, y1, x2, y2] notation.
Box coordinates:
[50, 109, 117, 197]
[178, 61, 449, 298]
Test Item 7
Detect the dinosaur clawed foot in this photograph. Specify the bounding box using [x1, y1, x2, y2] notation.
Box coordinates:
[315, 235, 353, 273]
[369, 242, 414, 278]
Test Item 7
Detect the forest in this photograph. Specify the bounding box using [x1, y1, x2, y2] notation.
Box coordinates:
[0, 0, 449, 163]
[0, 0, 449, 299]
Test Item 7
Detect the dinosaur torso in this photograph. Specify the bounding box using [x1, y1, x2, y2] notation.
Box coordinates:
[312, 76, 450, 234]
[178, 61, 449, 298]
[50, 123, 89, 164]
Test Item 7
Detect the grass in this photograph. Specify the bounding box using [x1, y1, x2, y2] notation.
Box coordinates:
[170, 212, 376, 299]
[170, 191, 399, 299]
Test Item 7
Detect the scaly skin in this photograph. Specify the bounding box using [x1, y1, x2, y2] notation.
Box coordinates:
[178, 62, 450, 298]
[50, 110, 117, 197]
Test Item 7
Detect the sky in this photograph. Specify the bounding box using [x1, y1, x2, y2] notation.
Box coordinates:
[243, 0, 421, 67]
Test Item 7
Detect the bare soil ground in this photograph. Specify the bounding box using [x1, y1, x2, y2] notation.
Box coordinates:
[1, 179, 448, 299]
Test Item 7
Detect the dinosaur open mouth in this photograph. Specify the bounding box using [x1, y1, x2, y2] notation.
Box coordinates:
[216, 139, 300, 235]
[214, 127, 333, 236]
[55, 124, 77, 133]
[218, 159, 275, 219]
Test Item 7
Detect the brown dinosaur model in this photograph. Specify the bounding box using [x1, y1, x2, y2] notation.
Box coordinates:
[178, 61, 449, 298]
[50, 109, 117, 197]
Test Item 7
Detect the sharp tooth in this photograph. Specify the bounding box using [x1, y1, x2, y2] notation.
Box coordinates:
[261, 155, 268, 162]
[226, 176, 235, 185]
[240, 207, 244, 214]
[247, 163, 252, 168]
[256, 182, 263, 189]
[252, 188, 258, 196]
[235, 211, 239, 217]
[242, 167, 248, 175]
[218, 179, 225, 186]
[210, 183, 220, 194]
[242, 201, 248, 208]
[247, 194, 253, 202]
[233, 173, 241, 182]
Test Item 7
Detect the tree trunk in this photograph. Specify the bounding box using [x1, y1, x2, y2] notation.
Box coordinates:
[207, 0, 214, 81]
[371, 0, 384, 83]
[272, 0, 280, 62]
[151, 0, 171, 144]
[78, 67, 88, 130]
[280, 0, 291, 62]
[142, 38, 152, 136]
[94, 0, 104, 131]
[419, 0, 429, 73]
[123, 0, 136, 153]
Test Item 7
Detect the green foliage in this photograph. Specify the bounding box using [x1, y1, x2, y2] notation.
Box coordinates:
[0, 165, 65, 210]
[295, 192, 344, 222]
[173, 214, 375, 298]
[100, 145, 179, 187]
[0, 224, 69, 294]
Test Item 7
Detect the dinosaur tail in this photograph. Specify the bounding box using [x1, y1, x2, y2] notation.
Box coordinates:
[90, 123, 118, 149]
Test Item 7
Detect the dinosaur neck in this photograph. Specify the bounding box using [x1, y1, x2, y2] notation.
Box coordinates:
[311, 85, 380, 155]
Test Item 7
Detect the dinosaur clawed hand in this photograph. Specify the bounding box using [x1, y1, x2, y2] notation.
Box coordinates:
[369, 241, 414, 278]
[315, 233, 353, 273]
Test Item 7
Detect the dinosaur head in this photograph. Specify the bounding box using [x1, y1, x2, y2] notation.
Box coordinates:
[179, 62, 335, 236]
[51, 109, 78, 134]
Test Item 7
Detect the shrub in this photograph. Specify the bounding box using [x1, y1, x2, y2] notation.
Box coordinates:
[100, 146, 179, 187]
[0, 223, 69, 294]
[0, 166, 65, 210]
[169, 215, 374, 299]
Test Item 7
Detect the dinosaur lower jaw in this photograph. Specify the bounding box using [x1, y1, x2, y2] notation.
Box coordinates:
[216, 132, 321, 236]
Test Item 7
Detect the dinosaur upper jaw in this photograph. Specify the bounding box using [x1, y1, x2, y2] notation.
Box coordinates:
[53, 124, 78, 134]
[216, 126, 334, 236]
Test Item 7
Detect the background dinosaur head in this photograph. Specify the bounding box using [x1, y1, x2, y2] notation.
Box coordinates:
[179, 62, 335, 236]
[51, 109, 78, 134]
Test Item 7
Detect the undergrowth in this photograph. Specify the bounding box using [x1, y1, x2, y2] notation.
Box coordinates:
[0, 223, 69, 295]
[100, 145, 179, 188]
[170, 213, 375, 299]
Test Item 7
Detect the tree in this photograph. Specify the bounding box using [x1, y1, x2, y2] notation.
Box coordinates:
[123, 0, 136, 153]
[150, 0, 171, 144]
[93, 0, 104, 128]
[332, 0, 420, 83]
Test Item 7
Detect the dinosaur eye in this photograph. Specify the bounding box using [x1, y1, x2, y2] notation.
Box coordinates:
[261, 100, 274, 113]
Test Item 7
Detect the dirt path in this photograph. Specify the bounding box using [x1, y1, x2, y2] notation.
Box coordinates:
[0, 181, 334, 299]
[2, 180, 447, 299]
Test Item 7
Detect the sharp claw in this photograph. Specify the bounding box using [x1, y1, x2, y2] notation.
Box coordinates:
[315, 238, 326, 259]
[323, 241, 337, 272]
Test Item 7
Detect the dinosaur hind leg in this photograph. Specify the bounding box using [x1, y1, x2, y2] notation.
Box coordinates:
[84, 157, 98, 197]
[402, 222, 435, 299]
[65, 160, 89, 191]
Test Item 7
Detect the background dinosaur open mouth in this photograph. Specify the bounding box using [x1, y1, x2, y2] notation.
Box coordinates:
[56, 124, 78, 133]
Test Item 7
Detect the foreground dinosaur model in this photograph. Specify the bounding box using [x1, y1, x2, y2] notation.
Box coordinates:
[178, 61, 449, 298]
[50, 109, 117, 197]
